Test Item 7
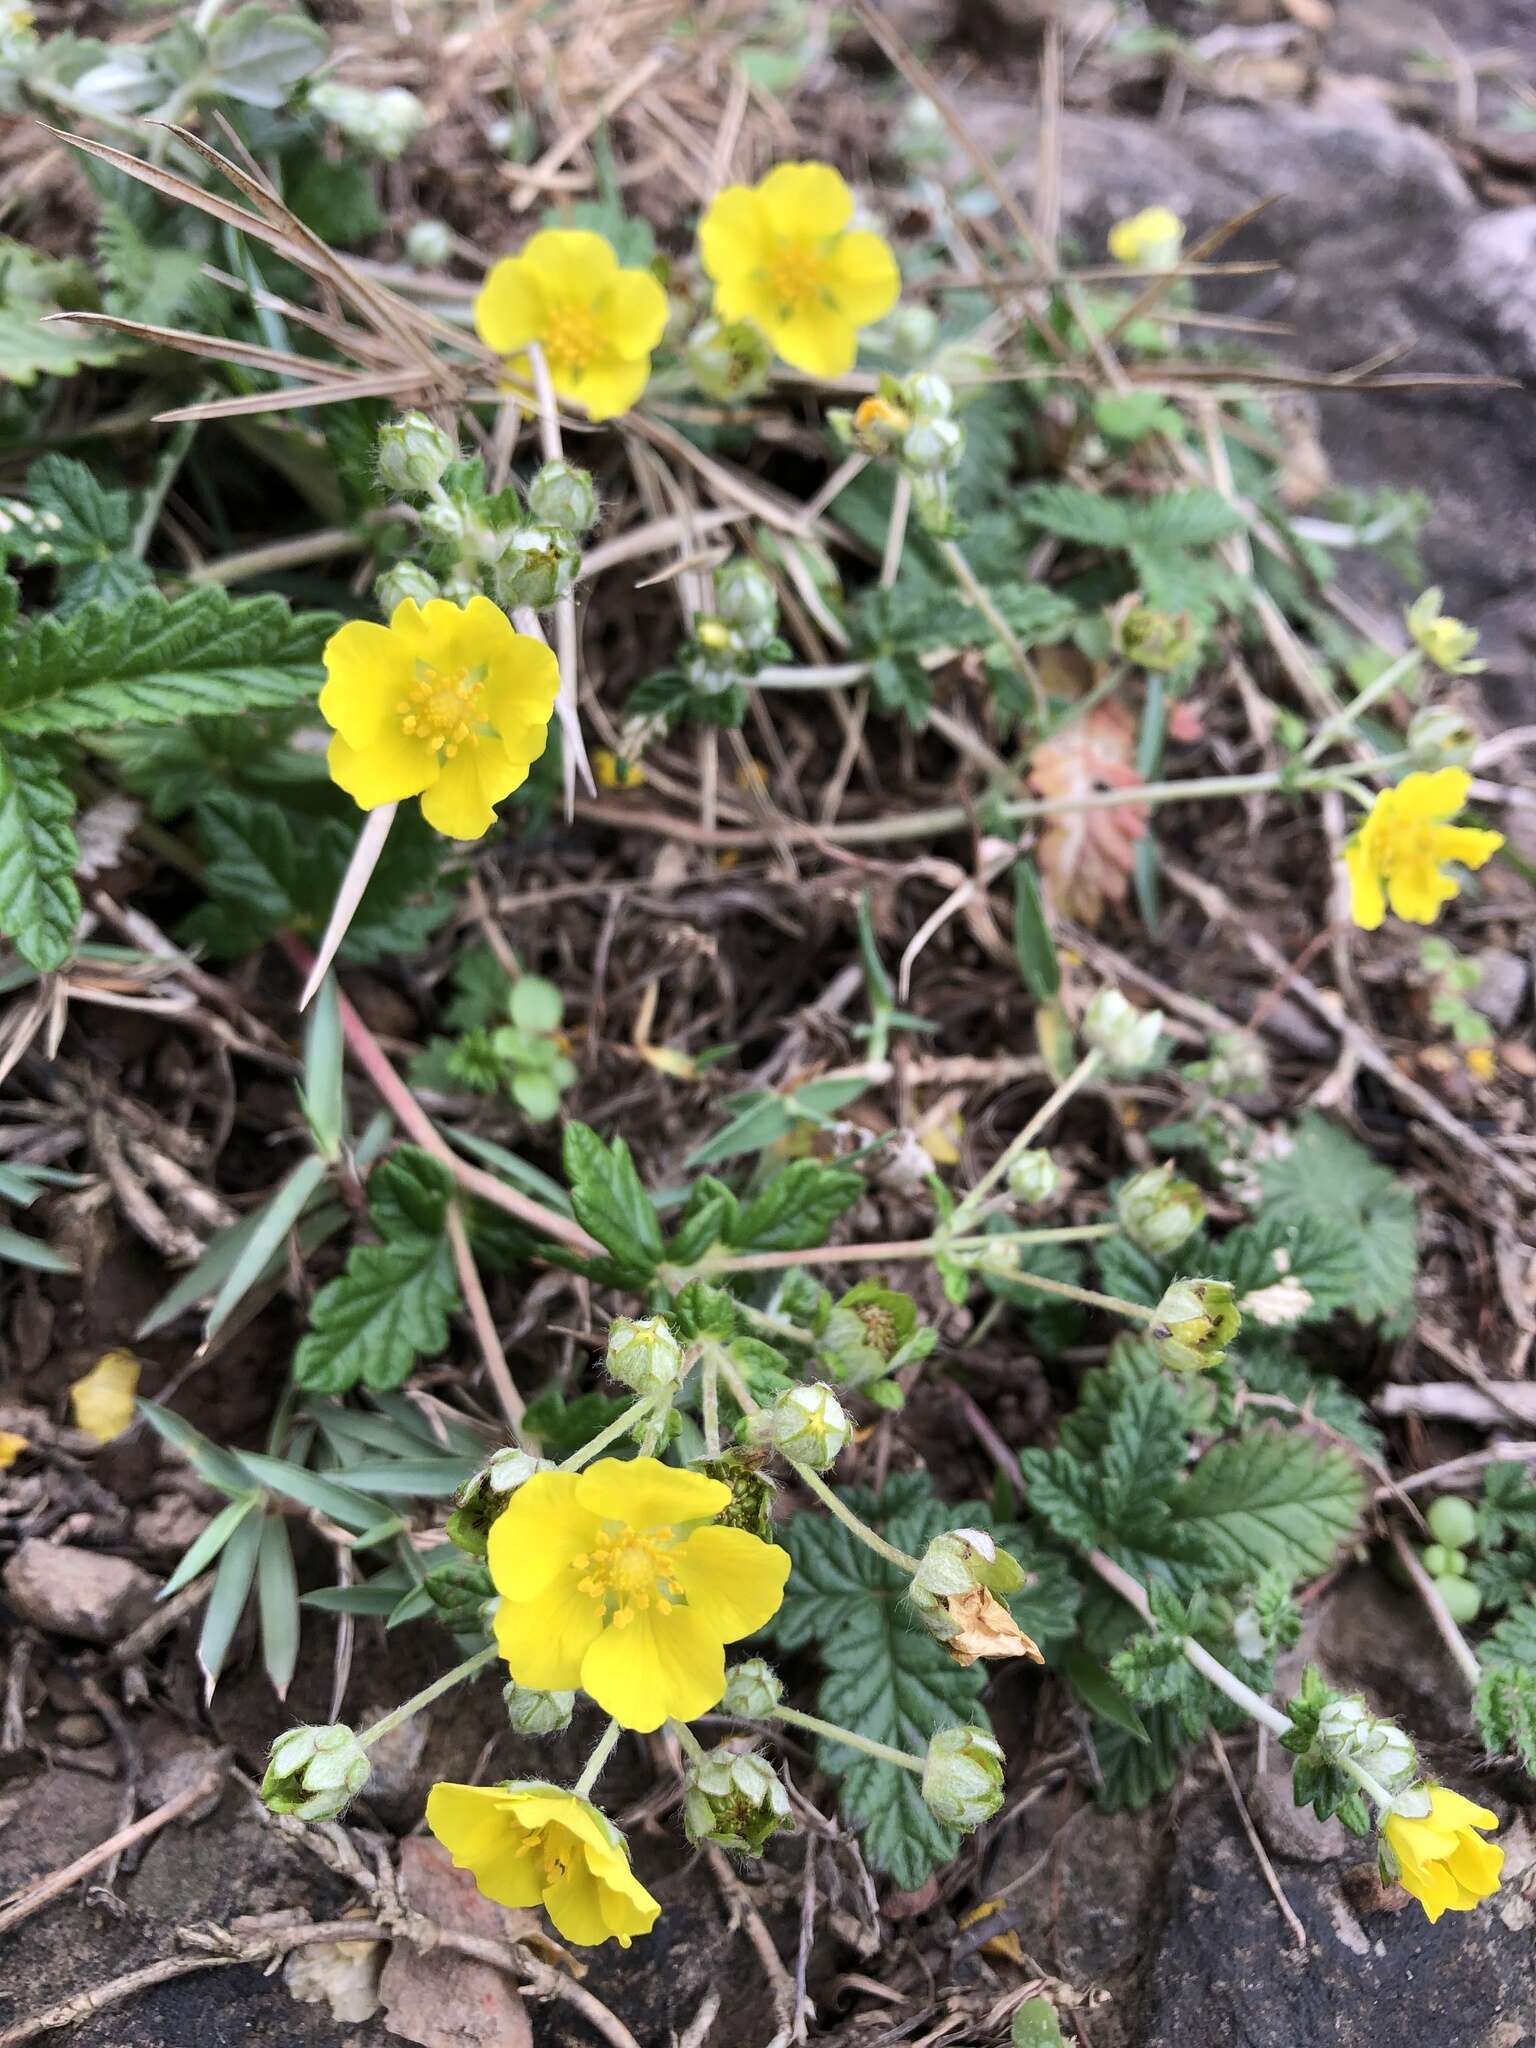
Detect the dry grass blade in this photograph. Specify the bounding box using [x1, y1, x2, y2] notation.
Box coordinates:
[41, 313, 361, 383]
[153, 372, 431, 424]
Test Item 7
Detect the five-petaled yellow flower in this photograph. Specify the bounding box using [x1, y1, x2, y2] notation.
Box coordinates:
[321, 596, 557, 842]
[489, 1456, 790, 1733]
[1107, 206, 1184, 268]
[426, 1780, 659, 1946]
[474, 229, 668, 423]
[1406, 587, 1486, 675]
[698, 162, 900, 379]
[1382, 1784, 1503, 1923]
[1343, 768, 1503, 930]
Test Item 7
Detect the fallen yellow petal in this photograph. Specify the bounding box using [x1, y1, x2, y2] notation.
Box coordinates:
[0, 1430, 29, 1469]
[70, 1350, 141, 1443]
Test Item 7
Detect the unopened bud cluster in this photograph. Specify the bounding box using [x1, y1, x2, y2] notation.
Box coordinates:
[604, 1314, 685, 1398]
[1007, 1147, 1062, 1208]
[1084, 988, 1165, 1075]
[1313, 1697, 1419, 1795]
[680, 559, 784, 701]
[685, 317, 774, 402]
[1152, 1277, 1241, 1371]
[835, 371, 965, 532]
[503, 1683, 575, 1736]
[921, 1725, 1004, 1830]
[262, 1724, 371, 1822]
[1109, 592, 1202, 673]
[683, 1745, 793, 1855]
[310, 82, 427, 161]
[1117, 1163, 1205, 1256]
[722, 1658, 784, 1719]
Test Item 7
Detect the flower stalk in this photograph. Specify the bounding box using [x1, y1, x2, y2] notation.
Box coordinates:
[789, 1461, 922, 1573]
[573, 1717, 623, 1799]
[358, 1644, 498, 1750]
[767, 1701, 926, 1775]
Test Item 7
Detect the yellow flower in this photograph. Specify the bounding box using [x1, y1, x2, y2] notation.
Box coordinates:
[1466, 1045, 1497, 1083]
[474, 229, 668, 423]
[1382, 1784, 1503, 1922]
[426, 1780, 659, 1946]
[321, 596, 557, 842]
[1343, 768, 1503, 930]
[593, 747, 644, 790]
[1406, 588, 1486, 675]
[70, 1350, 139, 1443]
[488, 1456, 790, 1733]
[698, 162, 900, 379]
[1107, 206, 1184, 268]
[0, 1430, 28, 1469]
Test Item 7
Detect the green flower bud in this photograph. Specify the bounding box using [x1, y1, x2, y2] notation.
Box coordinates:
[684, 316, 774, 402]
[881, 304, 939, 363]
[714, 558, 779, 649]
[1406, 588, 1486, 676]
[422, 1554, 496, 1634]
[604, 1314, 685, 1397]
[843, 393, 912, 456]
[1006, 1148, 1062, 1207]
[721, 1657, 784, 1719]
[1084, 989, 1165, 1075]
[921, 1725, 1005, 1831]
[1313, 1696, 1419, 1796]
[1108, 593, 1202, 673]
[764, 1382, 850, 1470]
[909, 1530, 1039, 1666]
[503, 1682, 575, 1736]
[447, 1445, 551, 1556]
[680, 621, 747, 697]
[683, 1745, 794, 1856]
[262, 1723, 371, 1822]
[311, 82, 427, 162]
[1422, 1543, 1451, 1577]
[527, 460, 599, 537]
[905, 370, 954, 418]
[418, 496, 467, 544]
[901, 414, 964, 476]
[1189, 1029, 1269, 1100]
[1117, 1163, 1206, 1256]
[493, 522, 580, 609]
[696, 1449, 777, 1540]
[1408, 703, 1478, 769]
[377, 412, 455, 495]
[405, 218, 454, 269]
[1438, 1575, 1482, 1624]
[1425, 1495, 1478, 1551]
[374, 561, 441, 613]
[1152, 1277, 1241, 1371]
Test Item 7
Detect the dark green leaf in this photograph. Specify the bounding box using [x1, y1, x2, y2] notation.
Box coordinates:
[562, 1122, 663, 1277]
[0, 734, 79, 971]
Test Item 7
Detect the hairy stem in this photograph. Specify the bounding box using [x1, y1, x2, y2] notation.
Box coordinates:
[768, 1702, 925, 1774]
[358, 1645, 497, 1749]
[789, 1461, 922, 1572]
[573, 1718, 623, 1799]
[949, 1047, 1103, 1232]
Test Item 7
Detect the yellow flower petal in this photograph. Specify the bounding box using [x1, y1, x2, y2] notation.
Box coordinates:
[579, 1601, 725, 1731]
[327, 729, 436, 812]
[474, 257, 547, 355]
[598, 269, 670, 358]
[418, 743, 498, 840]
[762, 298, 859, 379]
[69, 1349, 139, 1443]
[427, 1784, 659, 1947]
[487, 1471, 602, 1600]
[1383, 1783, 1503, 1923]
[495, 1568, 605, 1691]
[698, 185, 769, 282]
[0, 1430, 28, 1469]
[755, 161, 853, 240]
[826, 229, 901, 325]
[425, 1783, 545, 1910]
[1385, 857, 1458, 925]
[518, 227, 620, 297]
[318, 619, 415, 747]
[672, 1524, 790, 1642]
[555, 350, 653, 424]
[1409, 766, 1473, 821]
[1434, 824, 1505, 873]
[572, 1455, 731, 1531]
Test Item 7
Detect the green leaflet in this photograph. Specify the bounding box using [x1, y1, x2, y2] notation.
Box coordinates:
[1258, 1116, 1417, 1326]
[1169, 1425, 1363, 1582]
[0, 734, 80, 971]
[0, 455, 152, 616]
[1475, 1601, 1536, 1778]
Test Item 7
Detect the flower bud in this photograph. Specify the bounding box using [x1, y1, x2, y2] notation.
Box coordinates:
[1408, 703, 1478, 769]
[1107, 205, 1184, 269]
[447, 1445, 551, 1556]
[1314, 1696, 1419, 1796]
[921, 1725, 1005, 1831]
[1406, 588, 1485, 676]
[849, 393, 911, 456]
[377, 412, 455, 495]
[696, 1449, 777, 1540]
[680, 626, 745, 697]
[503, 1682, 575, 1736]
[375, 560, 441, 613]
[880, 304, 939, 363]
[901, 414, 964, 476]
[909, 1530, 1041, 1668]
[1152, 1277, 1241, 1371]
[418, 496, 467, 545]
[1191, 1029, 1269, 1100]
[604, 1314, 685, 1397]
[423, 1554, 496, 1634]
[714, 558, 779, 650]
[262, 1723, 371, 1822]
[1117, 1163, 1206, 1256]
[527, 459, 599, 537]
[1006, 1148, 1062, 1207]
[905, 370, 954, 418]
[764, 1382, 850, 1469]
[684, 316, 773, 402]
[1108, 594, 1201, 673]
[1426, 1495, 1479, 1551]
[683, 1745, 794, 1856]
[722, 1657, 784, 1719]
[311, 82, 427, 161]
[1438, 1576, 1483, 1625]
[405, 218, 453, 269]
[492, 522, 580, 608]
[1084, 988, 1165, 1075]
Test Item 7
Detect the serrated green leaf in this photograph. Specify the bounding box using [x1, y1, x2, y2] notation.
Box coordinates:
[732, 1159, 863, 1253]
[1237, 1341, 1382, 1458]
[1016, 483, 1132, 548]
[1258, 1116, 1417, 1325]
[522, 1388, 634, 1462]
[1475, 1603, 1536, 1776]
[2, 455, 150, 615]
[562, 1122, 663, 1277]
[0, 734, 79, 971]
[1092, 1702, 1189, 1811]
[293, 1233, 458, 1393]
[368, 1146, 454, 1239]
[207, 4, 329, 106]
[0, 587, 337, 735]
[1170, 1425, 1362, 1583]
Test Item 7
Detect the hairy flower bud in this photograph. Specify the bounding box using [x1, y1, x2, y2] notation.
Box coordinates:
[921, 1725, 1005, 1831]
[418, 496, 467, 545]
[374, 560, 441, 613]
[683, 1746, 794, 1855]
[310, 82, 427, 161]
[1314, 1696, 1419, 1796]
[262, 1723, 371, 1822]
[1190, 1028, 1270, 1100]
[1109, 594, 1201, 673]
[503, 1682, 575, 1737]
[901, 414, 964, 476]
[764, 1382, 850, 1470]
[1007, 1148, 1062, 1207]
[722, 1657, 784, 1719]
[377, 412, 455, 495]
[1117, 1163, 1206, 1256]
[714, 558, 779, 650]
[527, 459, 599, 537]
[905, 370, 954, 418]
[1406, 588, 1485, 676]
[1084, 988, 1165, 1075]
[447, 1445, 551, 1556]
[604, 1314, 685, 1397]
[847, 393, 911, 456]
[1408, 703, 1478, 769]
[680, 621, 746, 697]
[684, 316, 773, 402]
[492, 522, 580, 609]
[909, 1530, 1042, 1668]
[883, 303, 940, 362]
[405, 218, 453, 269]
[1153, 1277, 1241, 1371]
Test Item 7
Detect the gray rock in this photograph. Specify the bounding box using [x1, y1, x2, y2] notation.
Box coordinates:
[2, 1539, 157, 1644]
[1471, 947, 1530, 1031]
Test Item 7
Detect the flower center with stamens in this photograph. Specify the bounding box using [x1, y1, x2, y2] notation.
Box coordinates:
[572, 1526, 684, 1630]
[396, 661, 487, 758]
[1374, 814, 1437, 876]
[763, 242, 827, 314]
[543, 302, 605, 375]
